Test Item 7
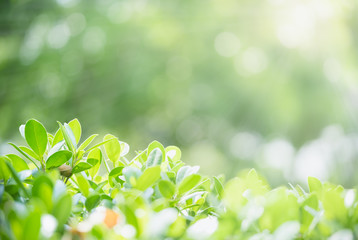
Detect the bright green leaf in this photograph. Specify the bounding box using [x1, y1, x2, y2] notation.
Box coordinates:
[146, 148, 163, 167]
[158, 180, 176, 199]
[76, 173, 90, 197]
[68, 118, 81, 144]
[24, 119, 48, 157]
[136, 166, 161, 191]
[87, 148, 102, 178]
[6, 154, 29, 172]
[53, 193, 72, 227]
[178, 174, 201, 195]
[104, 134, 121, 163]
[78, 134, 98, 152]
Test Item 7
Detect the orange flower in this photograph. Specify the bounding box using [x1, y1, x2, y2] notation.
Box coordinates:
[104, 209, 119, 228]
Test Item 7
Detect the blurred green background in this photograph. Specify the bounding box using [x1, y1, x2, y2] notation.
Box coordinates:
[1, 0, 358, 186]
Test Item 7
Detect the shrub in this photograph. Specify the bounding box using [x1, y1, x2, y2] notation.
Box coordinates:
[0, 119, 357, 239]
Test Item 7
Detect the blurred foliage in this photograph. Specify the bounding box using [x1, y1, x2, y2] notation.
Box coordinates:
[1, 0, 358, 182]
[2, 118, 358, 239]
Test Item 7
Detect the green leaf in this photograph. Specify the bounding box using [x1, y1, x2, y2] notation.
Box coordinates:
[301, 194, 319, 233]
[64, 123, 77, 148]
[5, 161, 30, 198]
[87, 148, 102, 178]
[136, 166, 161, 191]
[85, 194, 101, 211]
[147, 141, 165, 157]
[72, 162, 93, 174]
[165, 146, 181, 162]
[76, 173, 90, 197]
[158, 180, 176, 199]
[109, 167, 124, 187]
[24, 119, 48, 157]
[19, 146, 39, 160]
[19, 124, 25, 139]
[6, 154, 29, 172]
[84, 137, 117, 153]
[46, 150, 72, 169]
[176, 166, 195, 184]
[178, 174, 201, 195]
[57, 122, 75, 153]
[8, 143, 40, 169]
[32, 175, 53, 211]
[308, 176, 322, 193]
[213, 176, 224, 199]
[104, 134, 121, 163]
[68, 118, 81, 144]
[52, 128, 63, 146]
[22, 209, 41, 240]
[146, 148, 163, 167]
[0, 156, 11, 183]
[53, 193, 72, 227]
[78, 134, 98, 152]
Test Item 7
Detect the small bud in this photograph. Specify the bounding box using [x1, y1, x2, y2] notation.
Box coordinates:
[58, 164, 72, 178]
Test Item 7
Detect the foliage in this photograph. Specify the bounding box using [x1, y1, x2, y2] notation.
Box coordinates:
[1, 119, 358, 239]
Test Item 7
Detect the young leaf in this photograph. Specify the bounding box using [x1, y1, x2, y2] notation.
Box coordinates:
[158, 180, 176, 199]
[19, 124, 25, 139]
[84, 136, 117, 153]
[53, 193, 72, 228]
[76, 173, 90, 197]
[146, 148, 163, 168]
[64, 123, 77, 148]
[19, 146, 39, 160]
[22, 210, 41, 240]
[87, 148, 102, 178]
[85, 194, 101, 211]
[57, 122, 75, 153]
[46, 150, 72, 169]
[147, 141, 165, 158]
[6, 154, 29, 172]
[52, 128, 63, 147]
[5, 161, 30, 198]
[72, 162, 93, 174]
[104, 134, 121, 163]
[0, 156, 11, 183]
[8, 143, 40, 169]
[78, 134, 98, 152]
[68, 118, 81, 144]
[213, 176, 224, 199]
[165, 146, 181, 162]
[178, 174, 201, 195]
[308, 176, 322, 193]
[136, 166, 161, 191]
[108, 167, 124, 187]
[24, 119, 48, 157]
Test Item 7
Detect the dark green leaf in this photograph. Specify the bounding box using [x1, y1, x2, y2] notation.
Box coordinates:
[85, 194, 101, 211]
[46, 150, 72, 169]
[72, 162, 93, 174]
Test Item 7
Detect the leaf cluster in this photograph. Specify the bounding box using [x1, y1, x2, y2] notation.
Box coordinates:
[1, 119, 358, 239]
